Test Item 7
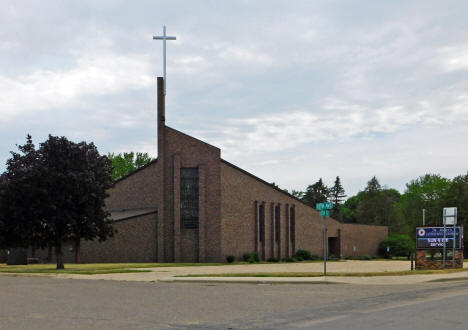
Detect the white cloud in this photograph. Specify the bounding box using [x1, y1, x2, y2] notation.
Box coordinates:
[0, 52, 153, 120]
[442, 45, 468, 71]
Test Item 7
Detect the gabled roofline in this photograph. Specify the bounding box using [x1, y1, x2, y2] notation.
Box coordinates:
[220, 158, 317, 210]
[111, 209, 158, 223]
[113, 158, 158, 185]
[165, 125, 220, 151]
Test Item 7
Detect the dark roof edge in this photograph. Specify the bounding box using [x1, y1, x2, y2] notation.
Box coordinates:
[111, 210, 158, 223]
[113, 158, 158, 184]
[165, 125, 221, 151]
[341, 222, 389, 228]
[220, 158, 316, 210]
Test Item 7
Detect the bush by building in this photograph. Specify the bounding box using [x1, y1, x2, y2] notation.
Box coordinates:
[378, 234, 415, 259]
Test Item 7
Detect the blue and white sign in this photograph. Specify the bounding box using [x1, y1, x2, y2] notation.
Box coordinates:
[416, 227, 462, 249]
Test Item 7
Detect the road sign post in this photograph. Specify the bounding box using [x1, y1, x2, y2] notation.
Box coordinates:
[442, 207, 457, 269]
[316, 202, 334, 276]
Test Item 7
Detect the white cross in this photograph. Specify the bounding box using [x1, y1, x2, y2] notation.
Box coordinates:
[153, 25, 176, 95]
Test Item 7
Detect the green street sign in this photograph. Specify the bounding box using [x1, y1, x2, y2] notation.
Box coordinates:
[316, 202, 334, 211]
[320, 210, 330, 217]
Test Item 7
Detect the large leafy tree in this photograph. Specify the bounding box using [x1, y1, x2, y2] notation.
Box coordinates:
[302, 178, 329, 207]
[0, 135, 45, 251]
[341, 194, 362, 223]
[440, 173, 468, 253]
[397, 174, 451, 230]
[0, 135, 115, 269]
[108, 152, 155, 181]
[344, 177, 405, 233]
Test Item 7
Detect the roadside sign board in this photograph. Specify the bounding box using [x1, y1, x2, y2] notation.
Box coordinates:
[320, 210, 330, 217]
[416, 227, 462, 249]
[316, 202, 334, 211]
[443, 207, 457, 225]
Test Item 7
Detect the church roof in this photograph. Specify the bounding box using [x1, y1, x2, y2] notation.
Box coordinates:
[108, 208, 158, 222]
[113, 158, 158, 184]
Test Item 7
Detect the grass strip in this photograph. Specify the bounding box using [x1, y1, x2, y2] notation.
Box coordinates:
[180, 268, 468, 278]
[0, 260, 345, 275]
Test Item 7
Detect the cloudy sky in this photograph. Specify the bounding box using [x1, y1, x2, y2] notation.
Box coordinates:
[1, 0, 467, 195]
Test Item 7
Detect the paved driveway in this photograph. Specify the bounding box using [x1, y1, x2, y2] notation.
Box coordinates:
[2, 275, 468, 329]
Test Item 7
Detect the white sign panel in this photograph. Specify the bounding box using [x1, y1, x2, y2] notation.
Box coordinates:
[443, 207, 457, 225]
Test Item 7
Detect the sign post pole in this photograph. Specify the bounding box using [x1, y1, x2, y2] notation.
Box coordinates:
[443, 209, 446, 269]
[323, 215, 327, 276]
[316, 202, 333, 277]
[453, 208, 457, 268]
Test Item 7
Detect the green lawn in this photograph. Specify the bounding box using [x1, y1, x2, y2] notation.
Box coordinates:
[0, 260, 344, 275]
[0, 262, 227, 275]
[180, 268, 468, 278]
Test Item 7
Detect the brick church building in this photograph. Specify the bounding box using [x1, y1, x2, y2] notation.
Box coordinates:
[61, 78, 387, 263]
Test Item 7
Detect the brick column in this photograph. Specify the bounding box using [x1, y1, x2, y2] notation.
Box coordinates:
[156, 77, 165, 262]
[173, 154, 181, 262]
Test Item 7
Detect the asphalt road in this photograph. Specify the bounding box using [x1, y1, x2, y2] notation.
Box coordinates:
[1, 276, 468, 329]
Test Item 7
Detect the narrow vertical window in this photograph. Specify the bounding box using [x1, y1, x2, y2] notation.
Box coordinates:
[290, 206, 295, 245]
[180, 168, 199, 229]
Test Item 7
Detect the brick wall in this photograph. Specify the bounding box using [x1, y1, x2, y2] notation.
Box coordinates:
[220, 161, 388, 261]
[340, 223, 388, 257]
[81, 212, 157, 263]
[161, 126, 222, 262]
[105, 161, 159, 211]
[416, 250, 464, 269]
[220, 160, 342, 261]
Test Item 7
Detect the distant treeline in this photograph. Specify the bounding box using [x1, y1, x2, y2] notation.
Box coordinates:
[282, 174, 468, 242]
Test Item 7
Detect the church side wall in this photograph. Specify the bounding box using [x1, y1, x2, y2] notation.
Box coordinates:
[220, 161, 341, 261]
[81, 213, 158, 263]
[29, 213, 158, 263]
[105, 161, 159, 211]
[340, 223, 388, 257]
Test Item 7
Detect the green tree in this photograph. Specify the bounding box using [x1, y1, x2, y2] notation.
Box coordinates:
[0, 135, 115, 269]
[440, 173, 468, 253]
[330, 176, 346, 220]
[352, 177, 405, 233]
[0, 135, 44, 251]
[291, 190, 304, 199]
[397, 174, 451, 231]
[341, 194, 362, 223]
[108, 152, 155, 181]
[302, 178, 329, 208]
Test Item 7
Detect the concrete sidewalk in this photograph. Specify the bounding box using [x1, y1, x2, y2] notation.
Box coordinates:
[43, 260, 468, 285]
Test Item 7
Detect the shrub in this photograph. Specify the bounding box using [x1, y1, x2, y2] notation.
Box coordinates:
[295, 249, 312, 260]
[243, 252, 260, 263]
[309, 254, 320, 260]
[267, 257, 280, 262]
[282, 257, 295, 262]
[226, 255, 235, 263]
[378, 234, 415, 259]
[362, 254, 373, 260]
[295, 256, 304, 261]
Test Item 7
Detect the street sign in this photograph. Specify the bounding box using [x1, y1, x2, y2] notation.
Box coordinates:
[315, 202, 334, 276]
[316, 202, 334, 211]
[320, 210, 330, 217]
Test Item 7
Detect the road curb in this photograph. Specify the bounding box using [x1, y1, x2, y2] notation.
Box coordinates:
[160, 277, 346, 285]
